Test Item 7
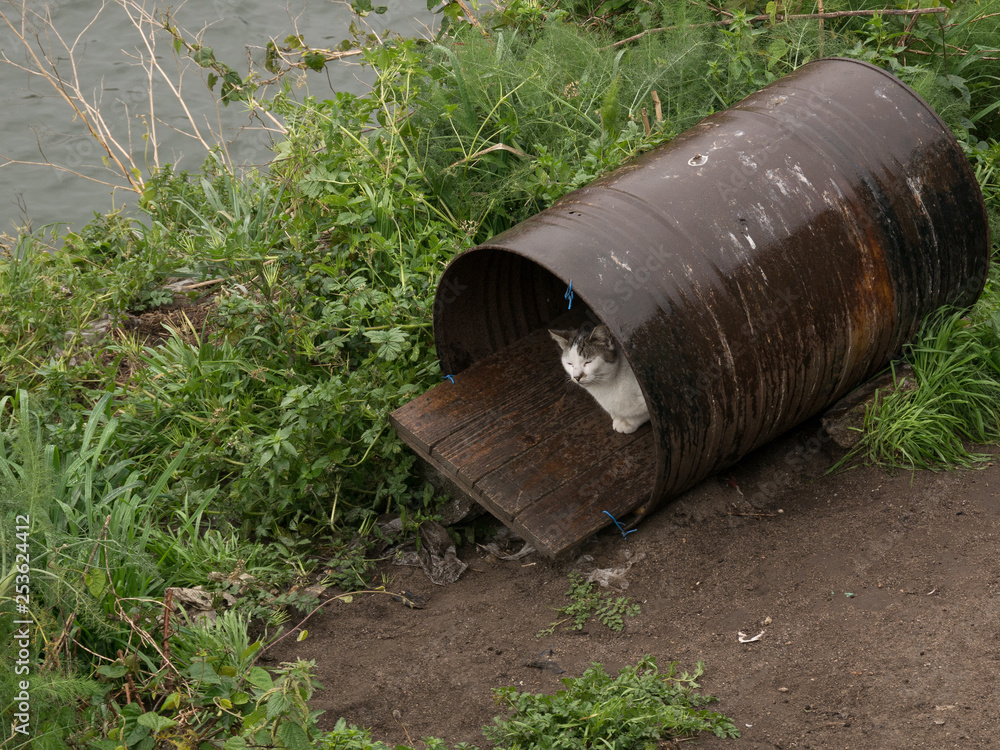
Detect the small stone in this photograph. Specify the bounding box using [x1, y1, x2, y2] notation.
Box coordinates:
[764, 616, 773, 625]
[778, 687, 790, 693]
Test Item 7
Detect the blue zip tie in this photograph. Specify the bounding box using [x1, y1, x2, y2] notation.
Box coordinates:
[564, 280, 574, 310]
[442, 374, 455, 384]
[603, 510, 636, 539]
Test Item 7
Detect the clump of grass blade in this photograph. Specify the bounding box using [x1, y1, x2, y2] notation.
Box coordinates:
[846, 308, 1000, 470]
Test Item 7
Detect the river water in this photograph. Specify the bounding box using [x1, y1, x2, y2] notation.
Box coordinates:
[0, 0, 438, 238]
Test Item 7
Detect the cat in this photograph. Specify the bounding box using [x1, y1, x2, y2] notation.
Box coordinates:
[549, 324, 650, 434]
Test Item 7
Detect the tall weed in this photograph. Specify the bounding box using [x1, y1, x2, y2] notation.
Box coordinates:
[845, 308, 1000, 470]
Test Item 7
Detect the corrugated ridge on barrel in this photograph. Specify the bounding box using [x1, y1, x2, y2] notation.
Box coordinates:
[432, 57, 990, 525]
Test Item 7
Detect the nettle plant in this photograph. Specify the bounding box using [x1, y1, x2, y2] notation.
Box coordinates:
[487, 657, 741, 747]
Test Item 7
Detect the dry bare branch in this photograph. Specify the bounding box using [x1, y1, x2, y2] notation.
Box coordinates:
[0, 1, 142, 190]
[0, 0, 290, 196]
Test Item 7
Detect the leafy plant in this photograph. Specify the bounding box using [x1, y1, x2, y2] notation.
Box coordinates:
[486, 656, 740, 747]
[301, 657, 739, 750]
[537, 572, 640, 637]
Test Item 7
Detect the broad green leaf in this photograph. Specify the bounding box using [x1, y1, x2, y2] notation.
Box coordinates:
[97, 664, 128, 679]
[246, 666, 273, 691]
[85, 569, 107, 599]
[303, 52, 327, 72]
[137, 712, 178, 733]
[276, 722, 312, 750]
[161, 692, 182, 711]
[192, 46, 216, 67]
[364, 328, 407, 360]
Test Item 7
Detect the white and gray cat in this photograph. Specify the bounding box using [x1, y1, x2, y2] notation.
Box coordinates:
[549, 324, 650, 434]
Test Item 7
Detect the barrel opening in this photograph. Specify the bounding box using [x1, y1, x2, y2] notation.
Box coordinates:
[434, 247, 596, 371]
[434, 245, 653, 434]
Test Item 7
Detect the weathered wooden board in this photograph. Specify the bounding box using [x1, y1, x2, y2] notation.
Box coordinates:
[389, 327, 655, 556]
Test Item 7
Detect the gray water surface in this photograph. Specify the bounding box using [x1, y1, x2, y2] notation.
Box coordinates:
[0, 0, 437, 238]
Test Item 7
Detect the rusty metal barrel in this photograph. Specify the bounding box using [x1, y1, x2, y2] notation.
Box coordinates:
[427, 57, 990, 541]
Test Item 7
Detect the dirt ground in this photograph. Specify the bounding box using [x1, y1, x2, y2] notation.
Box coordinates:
[267, 416, 1000, 749]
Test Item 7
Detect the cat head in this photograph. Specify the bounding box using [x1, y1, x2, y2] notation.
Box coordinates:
[548, 324, 619, 387]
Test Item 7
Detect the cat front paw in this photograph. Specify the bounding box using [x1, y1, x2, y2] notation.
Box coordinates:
[613, 418, 639, 434]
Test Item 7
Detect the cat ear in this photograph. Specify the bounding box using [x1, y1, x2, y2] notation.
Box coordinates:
[589, 324, 615, 349]
[549, 329, 575, 350]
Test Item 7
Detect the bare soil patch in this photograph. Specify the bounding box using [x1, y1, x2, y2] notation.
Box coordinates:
[267, 417, 1000, 749]
[120, 295, 217, 347]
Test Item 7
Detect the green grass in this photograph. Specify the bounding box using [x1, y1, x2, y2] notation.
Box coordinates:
[314, 657, 738, 749]
[844, 306, 1000, 470]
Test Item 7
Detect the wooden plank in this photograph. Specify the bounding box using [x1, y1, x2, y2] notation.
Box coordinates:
[474, 398, 650, 520]
[430, 360, 568, 486]
[389, 321, 659, 557]
[509, 432, 656, 555]
[389, 327, 562, 455]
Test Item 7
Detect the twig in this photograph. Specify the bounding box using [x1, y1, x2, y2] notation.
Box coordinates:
[162, 587, 173, 677]
[650, 90, 662, 123]
[120, 650, 147, 712]
[258, 589, 421, 658]
[0, 2, 143, 189]
[454, 0, 488, 37]
[817, 0, 824, 59]
[267, 44, 364, 71]
[45, 516, 111, 669]
[178, 277, 226, 290]
[754, 7, 948, 23]
[904, 46, 1000, 60]
[117, 1, 217, 157]
[45, 614, 73, 671]
[0, 153, 125, 190]
[702, 2, 735, 21]
[939, 11, 948, 68]
[608, 7, 948, 49]
[898, 10, 919, 50]
[447, 142, 533, 169]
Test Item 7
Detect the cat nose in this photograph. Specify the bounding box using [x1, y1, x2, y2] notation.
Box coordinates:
[573, 374, 583, 382]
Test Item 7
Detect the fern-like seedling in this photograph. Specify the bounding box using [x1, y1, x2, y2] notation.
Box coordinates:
[537, 572, 640, 637]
